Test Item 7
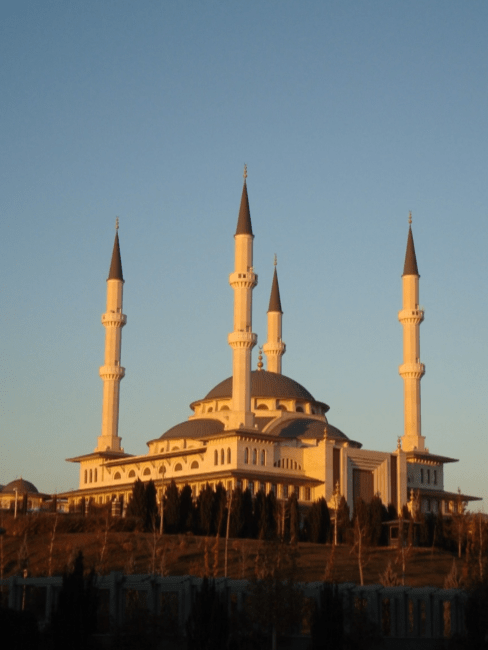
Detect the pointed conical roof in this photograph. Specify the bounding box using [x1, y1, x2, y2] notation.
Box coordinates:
[235, 181, 253, 236]
[108, 231, 124, 281]
[268, 267, 283, 313]
[403, 226, 419, 276]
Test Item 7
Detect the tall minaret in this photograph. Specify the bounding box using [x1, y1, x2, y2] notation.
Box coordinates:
[227, 166, 258, 430]
[263, 256, 286, 374]
[96, 220, 126, 452]
[398, 213, 426, 452]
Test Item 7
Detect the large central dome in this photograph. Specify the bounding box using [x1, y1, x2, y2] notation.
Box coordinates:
[203, 370, 329, 411]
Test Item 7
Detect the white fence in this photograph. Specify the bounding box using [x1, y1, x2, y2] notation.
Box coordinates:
[0, 574, 467, 640]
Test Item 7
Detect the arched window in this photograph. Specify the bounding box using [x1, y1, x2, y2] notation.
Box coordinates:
[221, 405, 230, 411]
[84, 470, 87, 484]
[244, 448, 249, 464]
[296, 406, 304, 413]
[227, 448, 231, 464]
[143, 468, 151, 476]
[278, 404, 288, 412]
[114, 472, 121, 480]
[191, 460, 199, 469]
[260, 450, 266, 466]
[159, 465, 165, 474]
[221, 448, 225, 465]
[256, 404, 269, 410]
[128, 470, 136, 478]
[174, 463, 182, 471]
[294, 461, 297, 470]
[214, 450, 218, 465]
[94, 468, 97, 482]
[252, 449, 257, 465]
[89, 469, 92, 483]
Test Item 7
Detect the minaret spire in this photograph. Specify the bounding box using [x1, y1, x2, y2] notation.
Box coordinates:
[96, 221, 127, 452]
[263, 257, 286, 374]
[227, 168, 258, 429]
[398, 214, 425, 451]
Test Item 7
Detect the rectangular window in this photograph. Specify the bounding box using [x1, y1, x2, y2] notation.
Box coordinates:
[427, 469, 430, 484]
[248, 481, 254, 496]
[259, 482, 266, 493]
[420, 469, 424, 483]
[271, 483, 277, 495]
[434, 470, 437, 485]
[305, 487, 311, 501]
[283, 485, 289, 499]
[236, 479, 243, 491]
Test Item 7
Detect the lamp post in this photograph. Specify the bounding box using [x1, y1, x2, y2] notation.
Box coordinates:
[159, 465, 165, 535]
[333, 480, 340, 546]
[224, 488, 233, 577]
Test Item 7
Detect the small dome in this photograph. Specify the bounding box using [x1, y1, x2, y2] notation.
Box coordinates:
[2, 479, 38, 494]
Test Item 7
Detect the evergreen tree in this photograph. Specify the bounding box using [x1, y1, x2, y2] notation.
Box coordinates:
[305, 497, 330, 543]
[179, 484, 194, 533]
[368, 494, 387, 546]
[336, 496, 350, 544]
[229, 487, 244, 538]
[164, 480, 180, 533]
[126, 478, 146, 523]
[197, 483, 215, 536]
[254, 489, 267, 540]
[287, 493, 299, 544]
[212, 483, 227, 536]
[144, 480, 158, 531]
[240, 488, 255, 538]
[264, 491, 278, 540]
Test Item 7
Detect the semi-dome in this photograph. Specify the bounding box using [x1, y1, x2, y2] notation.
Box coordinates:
[2, 478, 38, 494]
[158, 418, 225, 441]
[201, 370, 329, 411]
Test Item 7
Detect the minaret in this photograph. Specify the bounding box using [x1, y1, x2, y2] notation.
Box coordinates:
[263, 256, 286, 373]
[398, 213, 426, 452]
[227, 166, 258, 429]
[96, 220, 126, 452]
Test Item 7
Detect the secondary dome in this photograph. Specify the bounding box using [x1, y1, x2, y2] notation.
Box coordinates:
[2, 479, 38, 494]
[203, 370, 328, 409]
[157, 418, 225, 441]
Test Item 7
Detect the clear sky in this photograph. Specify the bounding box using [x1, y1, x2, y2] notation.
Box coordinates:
[1, 1, 487, 505]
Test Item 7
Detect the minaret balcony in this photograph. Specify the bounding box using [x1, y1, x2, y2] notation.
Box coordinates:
[228, 331, 258, 348]
[99, 365, 126, 380]
[398, 308, 424, 324]
[102, 312, 127, 326]
[398, 362, 425, 379]
[229, 271, 258, 289]
[262, 341, 286, 354]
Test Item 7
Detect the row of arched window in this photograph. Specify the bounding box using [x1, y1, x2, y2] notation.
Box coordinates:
[273, 458, 302, 470]
[112, 459, 203, 481]
[84, 468, 98, 483]
[214, 448, 232, 466]
[244, 447, 266, 466]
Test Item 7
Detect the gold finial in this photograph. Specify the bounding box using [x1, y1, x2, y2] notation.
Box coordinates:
[115, 217, 119, 230]
[397, 436, 402, 450]
[257, 347, 263, 371]
[408, 211, 412, 226]
[274, 254, 277, 267]
[243, 164, 247, 180]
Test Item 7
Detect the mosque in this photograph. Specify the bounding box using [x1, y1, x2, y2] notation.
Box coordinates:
[60, 171, 478, 516]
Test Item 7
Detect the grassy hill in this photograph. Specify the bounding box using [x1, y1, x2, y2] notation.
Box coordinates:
[0, 513, 465, 587]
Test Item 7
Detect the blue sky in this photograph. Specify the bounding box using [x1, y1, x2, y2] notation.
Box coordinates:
[1, 1, 487, 505]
